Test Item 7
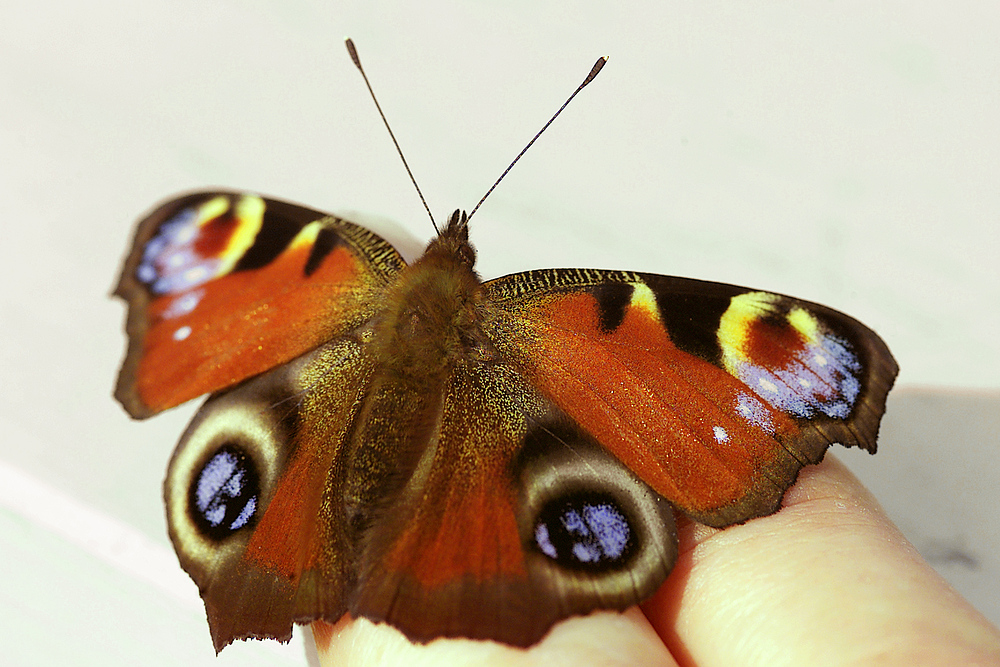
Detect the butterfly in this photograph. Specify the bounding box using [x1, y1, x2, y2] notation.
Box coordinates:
[114, 187, 897, 651]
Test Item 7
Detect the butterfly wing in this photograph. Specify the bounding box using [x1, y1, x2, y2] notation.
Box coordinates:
[164, 337, 378, 651]
[114, 192, 406, 649]
[350, 360, 678, 645]
[481, 268, 898, 527]
[113, 191, 404, 417]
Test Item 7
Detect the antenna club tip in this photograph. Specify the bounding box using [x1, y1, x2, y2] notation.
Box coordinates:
[345, 38, 361, 67]
[583, 56, 608, 86]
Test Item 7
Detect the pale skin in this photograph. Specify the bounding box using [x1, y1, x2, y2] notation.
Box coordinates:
[310, 457, 1000, 667]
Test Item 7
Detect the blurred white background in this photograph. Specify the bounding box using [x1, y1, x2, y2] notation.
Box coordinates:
[2, 1, 998, 664]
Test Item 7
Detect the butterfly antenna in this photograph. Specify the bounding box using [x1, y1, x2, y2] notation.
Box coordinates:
[467, 55, 608, 222]
[346, 38, 439, 233]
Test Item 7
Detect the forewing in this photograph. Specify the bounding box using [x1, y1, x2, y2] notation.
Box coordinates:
[114, 191, 405, 417]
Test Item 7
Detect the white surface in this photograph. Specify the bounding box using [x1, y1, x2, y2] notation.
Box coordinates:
[2, 1, 998, 664]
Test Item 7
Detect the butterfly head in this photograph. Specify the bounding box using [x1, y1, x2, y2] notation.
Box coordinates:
[424, 209, 476, 268]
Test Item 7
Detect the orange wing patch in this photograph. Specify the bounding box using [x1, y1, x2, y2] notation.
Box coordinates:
[495, 286, 801, 523]
[372, 366, 530, 588]
[380, 469, 526, 588]
[137, 231, 369, 411]
[241, 441, 330, 580]
[351, 365, 536, 643]
[116, 193, 400, 415]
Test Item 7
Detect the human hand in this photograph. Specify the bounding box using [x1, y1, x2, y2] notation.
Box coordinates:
[311, 457, 1000, 666]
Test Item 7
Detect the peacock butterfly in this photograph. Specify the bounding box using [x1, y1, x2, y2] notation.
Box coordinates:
[113, 44, 897, 652]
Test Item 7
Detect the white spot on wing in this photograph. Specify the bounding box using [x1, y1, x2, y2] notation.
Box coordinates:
[174, 223, 196, 245]
[181, 266, 212, 287]
[173, 326, 192, 341]
[713, 426, 729, 443]
[162, 290, 204, 319]
[736, 392, 774, 434]
[165, 252, 189, 269]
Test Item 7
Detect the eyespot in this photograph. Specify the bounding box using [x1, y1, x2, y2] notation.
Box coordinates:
[189, 444, 261, 540]
[163, 360, 304, 570]
[533, 491, 635, 569]
[164, 342, 356, 583]
[514, 422, 677, 608]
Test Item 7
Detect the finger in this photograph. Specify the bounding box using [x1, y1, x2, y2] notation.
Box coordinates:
[641, 456, 1000, 667]
[312, 606, 677, 667]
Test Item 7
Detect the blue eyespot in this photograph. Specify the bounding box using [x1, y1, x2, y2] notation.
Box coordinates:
[189, 445, 260, 540]
[534, 492, 634, 569]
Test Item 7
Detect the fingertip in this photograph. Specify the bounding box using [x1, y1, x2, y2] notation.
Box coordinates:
[313, 608, 677, 667]
[643, 456, 1000, 666]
